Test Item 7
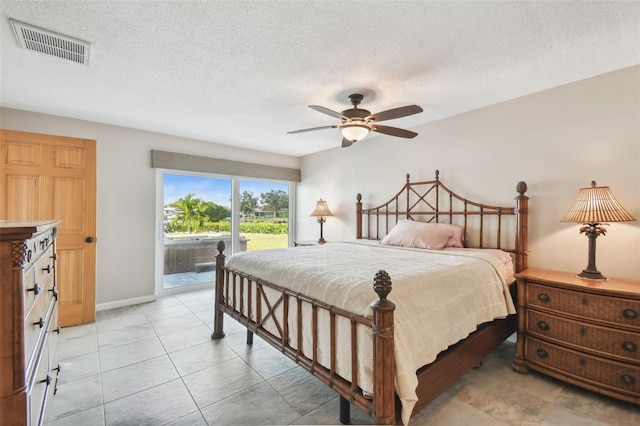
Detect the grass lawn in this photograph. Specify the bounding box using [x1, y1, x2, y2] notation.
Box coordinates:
[243, 233, 289, 251]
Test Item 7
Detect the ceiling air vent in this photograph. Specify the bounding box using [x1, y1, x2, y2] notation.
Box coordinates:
[10, 19, 90, 66]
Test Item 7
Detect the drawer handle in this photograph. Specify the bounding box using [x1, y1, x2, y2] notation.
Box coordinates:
[537, 321, 550, 331]
[538, 293, 550, 303]
[27, 283, 41, 295]
[54, 364, 62, 374]
[536, 349, 548, 359]
[34, 317, 46, 329]
[49, 286, 58, 300]
[622, 341, 637, 353]
[620, 375, 636, 386]
[54, 326, 61, 334]
[40, 374, 52, 386]
[622, 309, 638, 320]
[50, 253, 57, 261]
[42, 265, 52, 273]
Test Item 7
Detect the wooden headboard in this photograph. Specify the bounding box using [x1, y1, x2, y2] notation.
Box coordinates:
[356, 170, 529, 272]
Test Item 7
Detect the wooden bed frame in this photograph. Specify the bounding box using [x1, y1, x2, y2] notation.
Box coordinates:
[212, 171, 529, 424]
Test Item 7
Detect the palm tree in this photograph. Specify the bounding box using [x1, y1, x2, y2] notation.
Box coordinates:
[171, 193, 205, 234]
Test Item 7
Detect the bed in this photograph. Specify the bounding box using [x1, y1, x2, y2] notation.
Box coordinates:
[211, 170, 529, 425]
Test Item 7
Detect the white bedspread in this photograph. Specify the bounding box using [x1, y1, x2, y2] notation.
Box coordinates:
[225, 241, 516, 424]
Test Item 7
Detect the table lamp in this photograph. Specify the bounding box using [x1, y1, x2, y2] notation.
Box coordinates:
[310, 199, 334, 243]
[561, 181, 636, 280]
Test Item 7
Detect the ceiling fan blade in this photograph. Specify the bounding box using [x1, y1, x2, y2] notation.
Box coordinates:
[341, 138, 354, 148]
[309, 105, 348, 120]
[287, 125, 338, 134]
[367, 105, 423, 122]
[372, 124, 418, 139]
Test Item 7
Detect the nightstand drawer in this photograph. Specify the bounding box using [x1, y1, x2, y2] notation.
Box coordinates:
[527, 282, 640, 329]
[527, 310, 640, 363]
[526, 337, 640, 396]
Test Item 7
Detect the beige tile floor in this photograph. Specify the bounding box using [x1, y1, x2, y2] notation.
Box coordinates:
[51, 288, 640, 425]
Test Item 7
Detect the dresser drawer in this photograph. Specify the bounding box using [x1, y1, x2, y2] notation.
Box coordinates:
[24, 290, 51, 371]
[527, 282, 640, 329]
[32, 244, 55, 295]
[23, 266, 38, 314]
[22, 244, 54, 317]
[25, 292, 56, 382]
[527, 310, 640, 364]
[526, 337, 640, 396]
[48, 299, 60, 388]
[28, 332, 51, 426]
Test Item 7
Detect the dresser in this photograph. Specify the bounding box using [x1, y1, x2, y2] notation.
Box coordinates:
[0, 221, 61, 426]
[513, 268, 640, 404]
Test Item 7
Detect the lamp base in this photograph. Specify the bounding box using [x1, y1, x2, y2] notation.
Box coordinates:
[317, 238, 326, 244]
[577, 269, 607, 281]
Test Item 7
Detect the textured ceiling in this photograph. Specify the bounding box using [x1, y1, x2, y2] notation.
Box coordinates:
[1, 1, 639, 157]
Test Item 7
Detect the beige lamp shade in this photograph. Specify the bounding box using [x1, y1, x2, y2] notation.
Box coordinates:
[310, 199, 334, 218]
[561, 181, 636, 223]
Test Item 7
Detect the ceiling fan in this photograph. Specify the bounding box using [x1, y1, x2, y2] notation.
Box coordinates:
[287, 93, 423, 148]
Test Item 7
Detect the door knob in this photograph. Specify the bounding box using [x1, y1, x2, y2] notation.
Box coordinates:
[85, 236, 95, 243]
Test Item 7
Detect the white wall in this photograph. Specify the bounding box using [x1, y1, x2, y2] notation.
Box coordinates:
[298, 66, 640, 280]
[0, 108, 300, 304]
[1, 65, 638, 309]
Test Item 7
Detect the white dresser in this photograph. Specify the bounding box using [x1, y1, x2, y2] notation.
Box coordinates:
[0, 220, 61, 426]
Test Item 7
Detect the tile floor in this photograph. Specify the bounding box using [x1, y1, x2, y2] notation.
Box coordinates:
[163, 270, 215, 289]
[51, 288, 640, 425]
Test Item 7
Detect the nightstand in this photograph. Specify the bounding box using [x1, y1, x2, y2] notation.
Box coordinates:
[293, 240, 327, 247]
[513, 268, 640, 404]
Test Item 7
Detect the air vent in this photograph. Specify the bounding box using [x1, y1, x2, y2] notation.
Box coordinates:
[10, 19, 90, 66]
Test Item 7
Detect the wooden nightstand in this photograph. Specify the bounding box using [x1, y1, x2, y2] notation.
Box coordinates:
[294, 240, 327, 247]
[513, 268, 640, 404]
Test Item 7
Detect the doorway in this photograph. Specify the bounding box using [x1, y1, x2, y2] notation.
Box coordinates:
[0, 130, 97, 326]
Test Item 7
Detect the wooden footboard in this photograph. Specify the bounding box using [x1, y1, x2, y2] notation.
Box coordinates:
[212, 240, 397, 424]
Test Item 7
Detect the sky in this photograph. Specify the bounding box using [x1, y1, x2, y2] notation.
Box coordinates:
[163, 173, 288, 207]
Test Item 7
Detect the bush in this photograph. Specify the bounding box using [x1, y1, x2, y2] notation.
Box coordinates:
[201, 221, 288, 234]
[241, 221, 288, 234]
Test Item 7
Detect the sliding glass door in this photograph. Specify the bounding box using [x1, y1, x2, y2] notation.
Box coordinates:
[160, 172, 292, 292]
[239, 179, 289, 251]
[162, 173, 231, 290]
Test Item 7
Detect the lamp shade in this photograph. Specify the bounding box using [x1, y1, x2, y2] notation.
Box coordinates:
[310, 199, 334, 217]
[340, 124, 370, 143]
[561, 181, 636, 223]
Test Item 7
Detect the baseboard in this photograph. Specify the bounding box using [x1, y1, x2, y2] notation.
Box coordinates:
[96, 295, 157, 312]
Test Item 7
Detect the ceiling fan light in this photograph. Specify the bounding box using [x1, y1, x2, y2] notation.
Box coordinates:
[340, 124, 370, 143]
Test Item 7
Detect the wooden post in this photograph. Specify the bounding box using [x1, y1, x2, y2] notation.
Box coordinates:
[512, 276, 529, 374]
[514, 181, 529, 273]
[370, 270, 395, 425]
[211, 240, 226, 339]
[356, 193, 363, 239]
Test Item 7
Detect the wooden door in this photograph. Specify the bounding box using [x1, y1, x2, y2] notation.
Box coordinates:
[0, 130, 96, 326]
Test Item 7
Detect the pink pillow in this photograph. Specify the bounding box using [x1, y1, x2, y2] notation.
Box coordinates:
[380, 220, 464, 250]
[445, 225, 465, 248]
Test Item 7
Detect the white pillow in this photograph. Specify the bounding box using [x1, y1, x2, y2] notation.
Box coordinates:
[380, 219, 464, 250]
